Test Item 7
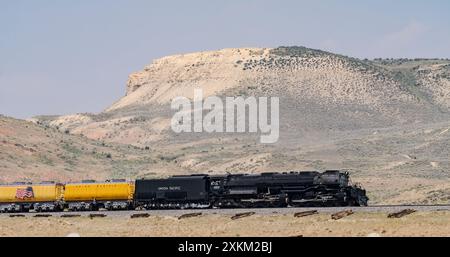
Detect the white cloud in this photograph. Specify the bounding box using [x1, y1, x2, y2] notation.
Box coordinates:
[375, 21, 428, 56]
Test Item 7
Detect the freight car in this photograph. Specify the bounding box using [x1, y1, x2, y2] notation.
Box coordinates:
[0, 182, 64, 212]
[134, 170, 368, 209]
[63, 180, 134, 211]
[0, 180, 134, 213]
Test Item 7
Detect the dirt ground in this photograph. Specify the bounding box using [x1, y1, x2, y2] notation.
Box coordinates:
[1, 211, 449, 237]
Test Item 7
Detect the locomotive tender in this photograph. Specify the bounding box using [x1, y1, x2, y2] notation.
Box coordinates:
[0, 170, 368, 213]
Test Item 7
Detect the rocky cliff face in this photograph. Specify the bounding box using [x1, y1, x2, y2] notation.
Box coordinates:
[109, 47, 409, 112]
[39, 47, 450, 146]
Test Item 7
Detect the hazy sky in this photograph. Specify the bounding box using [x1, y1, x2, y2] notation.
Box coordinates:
[1, 0, 450, 118]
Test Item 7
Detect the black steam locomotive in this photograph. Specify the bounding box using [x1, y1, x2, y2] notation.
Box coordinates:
[134, 170, 368, 209]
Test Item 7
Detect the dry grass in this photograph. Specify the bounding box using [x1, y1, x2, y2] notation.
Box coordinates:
[0, 212, 449, 237]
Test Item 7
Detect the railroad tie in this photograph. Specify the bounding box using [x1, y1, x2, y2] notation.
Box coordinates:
[89, 213, 107, 219]
[331, 210, 354, 220]
[231, 212, 256, 220]
[61, 214, 82, 218]
[33, 214, 52, 218]
[178, 212, 202, 220]
[294, 210, 318, 218]
[130, 213, 150, 219]
[387, 209, 416, 218]
[9, 214, 25, 218]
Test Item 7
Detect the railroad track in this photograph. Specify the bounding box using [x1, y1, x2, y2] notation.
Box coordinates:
[1, 205, 449, 218]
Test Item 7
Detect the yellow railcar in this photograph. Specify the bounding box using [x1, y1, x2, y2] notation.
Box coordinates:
[63, 180, 135, 211]
[0, 183, 64, 212]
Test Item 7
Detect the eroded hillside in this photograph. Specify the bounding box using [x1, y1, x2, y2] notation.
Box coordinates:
[0, 115, 189, 183]
[36, 47, 450, 147]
